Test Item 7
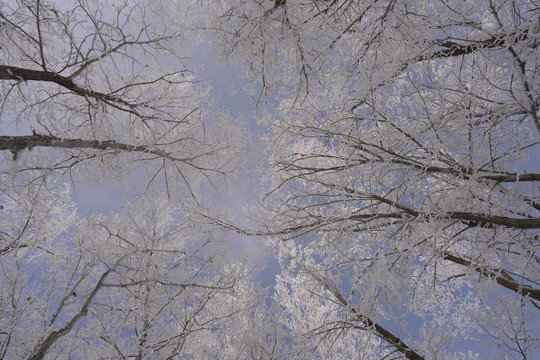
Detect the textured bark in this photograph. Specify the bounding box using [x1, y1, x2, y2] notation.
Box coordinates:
[445, 212, 540, 230]
[0, 134, 181, 161]
[369, 193, 540, 229]
[364, 319, 425, 360]
[424, 31, 529, 61]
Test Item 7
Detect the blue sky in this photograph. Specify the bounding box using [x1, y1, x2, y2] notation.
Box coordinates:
[68, 42, 283, 289]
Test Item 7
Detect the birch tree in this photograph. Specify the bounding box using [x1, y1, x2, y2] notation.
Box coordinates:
[205, 0, 540, 358]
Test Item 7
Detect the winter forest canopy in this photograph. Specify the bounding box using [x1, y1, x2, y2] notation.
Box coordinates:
[0, 0, 539, 358]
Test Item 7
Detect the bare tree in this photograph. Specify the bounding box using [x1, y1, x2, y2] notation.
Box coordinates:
[204, 0, 540, 358]
[0, 188, 266, 359]
[0, 1, 263, 359]
[2, 0, 539, 358]
[0, 0, 246, 197]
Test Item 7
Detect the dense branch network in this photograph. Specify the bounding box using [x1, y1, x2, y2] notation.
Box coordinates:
[0, 2, 255, 359]
[1, 0, 539, 359]
[205, 0, 540, 358]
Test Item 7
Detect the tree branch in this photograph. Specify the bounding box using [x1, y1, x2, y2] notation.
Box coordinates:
[28, 268, 113, 360]
[443, 252, 540, 302]
[0, 65, 138, 112]
[0, 134, 188, 163]
[310, 273, 424, 360]
[335, 186, 540, 229]
[425, 32, 526, 60]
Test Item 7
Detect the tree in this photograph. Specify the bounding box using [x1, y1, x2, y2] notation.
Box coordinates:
[0, 187, 265, 359]
[0, 0, 246, 198]
[0, 1, 261, 359]
[204, 0, 540, 358]
[3, 0, 540, 358]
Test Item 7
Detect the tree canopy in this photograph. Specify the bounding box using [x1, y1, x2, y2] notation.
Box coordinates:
[1, 0, 539, 359]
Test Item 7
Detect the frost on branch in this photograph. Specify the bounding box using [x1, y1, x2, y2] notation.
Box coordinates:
[0, 191, 264, 359]
[0, 0, 249, 198]
[203, 0, 540, 358]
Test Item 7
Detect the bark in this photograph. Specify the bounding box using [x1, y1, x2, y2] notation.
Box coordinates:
[443, 252, 540, 302]
[363, 319, 425, 360]
[424, 31, 529, 61]
[0, 65, 138, 111]
[310, 271, 425, 360]
[28, 268, 113, 360]
[445, 212, 540, 230]
[358, 193, 540, 229]
[0, 134, 181, 162]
